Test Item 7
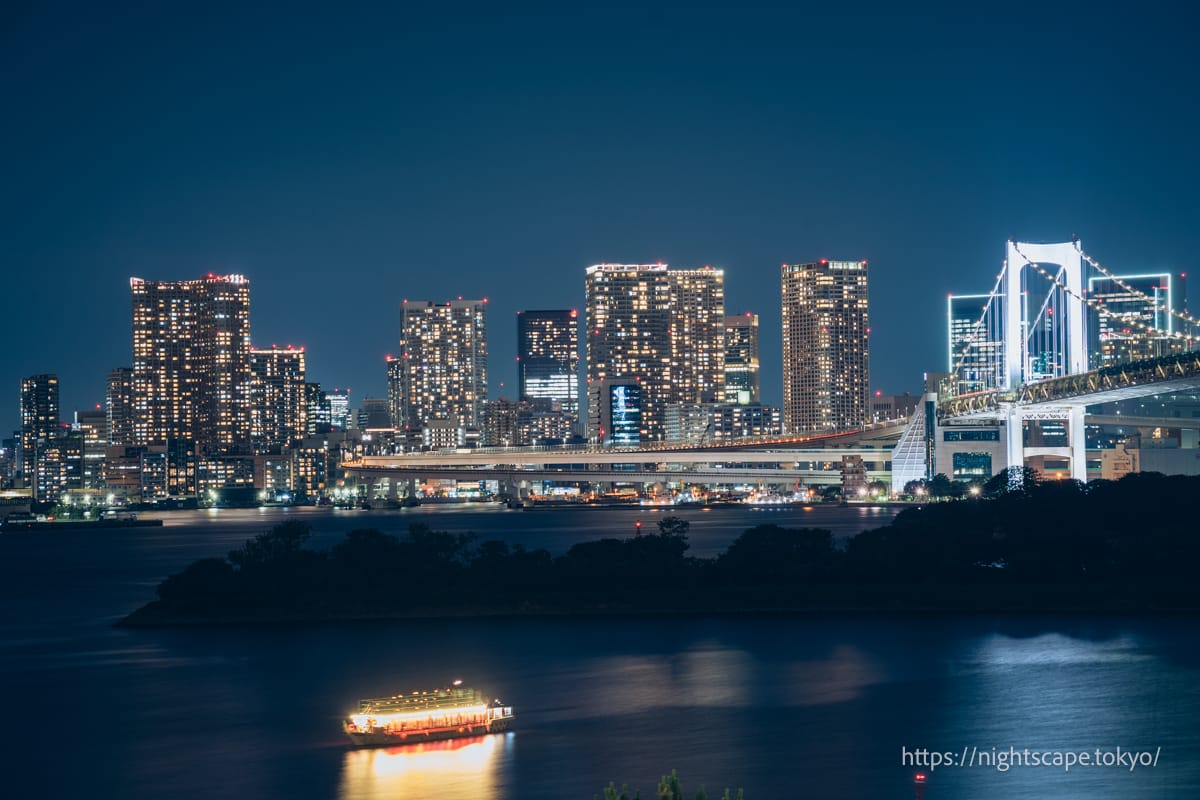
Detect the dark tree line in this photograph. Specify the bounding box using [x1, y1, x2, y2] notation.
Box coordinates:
[138, 471, 1200, 623]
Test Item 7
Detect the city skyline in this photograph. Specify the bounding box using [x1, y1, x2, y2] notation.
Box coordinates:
[4, 4, 1199, 430]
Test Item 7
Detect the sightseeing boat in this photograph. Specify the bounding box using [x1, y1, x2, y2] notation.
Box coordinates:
[343, 681, 514, 747]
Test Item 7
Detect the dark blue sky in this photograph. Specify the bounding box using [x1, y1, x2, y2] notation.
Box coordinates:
[3, 2, 1199, 429]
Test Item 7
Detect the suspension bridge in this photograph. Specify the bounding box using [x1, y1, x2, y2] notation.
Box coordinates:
[892, 238, 1200, 490]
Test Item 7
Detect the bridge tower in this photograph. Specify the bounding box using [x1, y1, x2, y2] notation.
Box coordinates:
[1002, 240, 1089, 481]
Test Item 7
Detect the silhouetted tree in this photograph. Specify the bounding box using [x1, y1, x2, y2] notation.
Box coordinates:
[228, 520, 313, 568]
[657, 516, 690, 539]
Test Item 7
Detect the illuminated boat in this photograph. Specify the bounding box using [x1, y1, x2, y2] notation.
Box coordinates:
[343, 680, 514, 747]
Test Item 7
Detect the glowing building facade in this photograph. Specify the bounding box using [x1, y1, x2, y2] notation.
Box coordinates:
[724, 313, 760, 404]
[130, 274, 252, 452]
[396, 299, 489, 431]
[105, 367, 135, 445]
[781, 260, 870, 434]
[20, 373, 59, 480]
[250, 345, 307, 452]
[668, 267, 726, 405]
[584, 264, 725, 441]
[516, 309, 579, 425]
[947, 293, 1002, 395]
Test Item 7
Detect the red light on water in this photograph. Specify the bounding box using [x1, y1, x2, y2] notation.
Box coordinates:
[914, 772, 927, 783]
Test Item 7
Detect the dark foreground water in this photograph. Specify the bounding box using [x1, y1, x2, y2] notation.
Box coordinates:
[2, 505, 1199, 799]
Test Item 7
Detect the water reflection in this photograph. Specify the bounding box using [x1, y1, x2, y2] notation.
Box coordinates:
[339, 733, 513, 800]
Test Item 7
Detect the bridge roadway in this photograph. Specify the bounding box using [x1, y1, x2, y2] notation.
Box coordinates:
[344, 465, 890, 485]
[342, 420, 908, 484]
[938, 350, 1200, 420]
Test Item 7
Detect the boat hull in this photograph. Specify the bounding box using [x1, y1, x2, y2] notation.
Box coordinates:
[345, 717, 512, 748]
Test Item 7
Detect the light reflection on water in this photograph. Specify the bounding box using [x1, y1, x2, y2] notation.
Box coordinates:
[339, 733, 513, 800]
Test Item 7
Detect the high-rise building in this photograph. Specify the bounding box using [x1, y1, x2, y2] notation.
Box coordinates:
[585, 264, 669, 441]
[516, 310, 579, 425]
[106, 367, 135, 445]
[724, 313, 760, 404]
[585, 264, 725, 441]
[395, 299, 488, 431]
[20, 373, 59, 480]
[327, 389, 351, 430]
[781, 260, 869, 434]
[75, 409, 108, 491]
[668, 268, 725, 404]
[304, 383, 332, 435]
[249, 345, 307, 451]
[947, 293, 1002, 395]
[1088, 273, 1179, 368]
[386, 356, 404, 429]
[130, 274, 252, 452]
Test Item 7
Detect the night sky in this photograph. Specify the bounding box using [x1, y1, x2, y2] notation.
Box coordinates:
[4, 2, 1199, 429]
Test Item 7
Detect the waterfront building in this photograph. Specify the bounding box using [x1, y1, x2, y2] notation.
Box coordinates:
[249, 345, 307, 452]
[668, 268, 726, 405]
[781, 260, 870, 434]
[947, 293, 1002, 396]
[724, 313, 760, 404]
[129, 274, 252, 452]
[197, 454, 257, 502]
[395, 299, 488, 433]
[34, 432, 76, 502]
[105, 367, 135, 445]
[585, 264, 669, 441]
[517, 310, 579, 426]
[75, 409, 108, 491]
[585, 263, 725, 441]
[20, 373, 59, 483]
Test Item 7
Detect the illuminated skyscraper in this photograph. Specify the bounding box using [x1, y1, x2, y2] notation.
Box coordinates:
[327, 389, 351, 430]
[75, 409, 108, 491]
[20, 373, 59, 481]
[304, 383, 332, 435]
[395, 299, 488, 431]
[585, 264, 669, 441]
[724, 313, 760, 404]
[249, 345, 307, 451]
[585, 264, 725, 441]
[781, 260, 869, 434]
[106, 367, 135, 445]
[668, 268, 726, 404]
[386, 355, 404, 428]
[130, 274, 252, 452]
[947, 293, 1002, 395]
[516, 309, 579, 424]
